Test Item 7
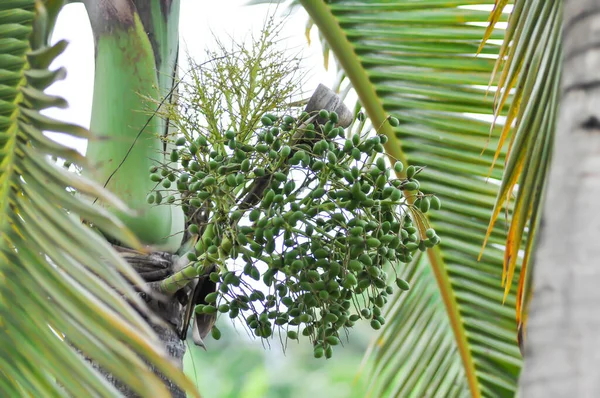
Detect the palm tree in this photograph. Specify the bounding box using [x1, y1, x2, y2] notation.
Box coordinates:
[0, 0, 566, 397]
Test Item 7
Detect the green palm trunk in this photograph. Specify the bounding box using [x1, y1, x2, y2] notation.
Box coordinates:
[83, 0, 183, 251]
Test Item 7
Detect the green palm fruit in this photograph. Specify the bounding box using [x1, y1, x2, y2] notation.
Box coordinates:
[394, 161, 403, 173]
[403, 181, 419, 191]
[349, 260, 363, 272]
[218, 304, 230, 313]
[202, 305, 217, 314]
[261, 116, 273, 126]
[396, 278, 410, 291]
[420, 197, 430, 212]
[370, 319, 381, 330]
[314, 345, 325, 358]
[366, 238, 381, 248]
[431, 195, 442, 210]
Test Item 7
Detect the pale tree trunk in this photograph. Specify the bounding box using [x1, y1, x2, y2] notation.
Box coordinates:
[520, 1, 600, 396]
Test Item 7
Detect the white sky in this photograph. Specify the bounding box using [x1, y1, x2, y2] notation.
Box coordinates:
[45, 0, 335, 154]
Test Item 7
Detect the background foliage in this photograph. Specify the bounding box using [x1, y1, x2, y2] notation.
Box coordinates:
[184, 319, 372, 398]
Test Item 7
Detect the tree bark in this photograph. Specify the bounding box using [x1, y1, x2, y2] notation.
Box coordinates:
[520, 1, 600, 396]
[88, 323, 186, 398]
[85, 247, 188, 398]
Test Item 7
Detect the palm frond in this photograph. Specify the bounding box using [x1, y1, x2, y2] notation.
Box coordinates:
[0, 1, 197, 396]
[296, 1, 529, 397]
[480, 0, 562, 345]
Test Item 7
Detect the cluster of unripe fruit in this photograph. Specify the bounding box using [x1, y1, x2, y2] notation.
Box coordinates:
[148, 109, 441, 358]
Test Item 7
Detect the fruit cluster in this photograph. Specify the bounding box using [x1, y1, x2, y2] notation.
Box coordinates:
[149, 110, 441, 358]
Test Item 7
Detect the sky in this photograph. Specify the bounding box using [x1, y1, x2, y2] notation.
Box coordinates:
[45, 0, 336, 154]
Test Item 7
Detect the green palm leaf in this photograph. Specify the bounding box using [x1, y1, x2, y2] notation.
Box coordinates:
[288, 1, 554, 396]
[0, 1, 196, 396]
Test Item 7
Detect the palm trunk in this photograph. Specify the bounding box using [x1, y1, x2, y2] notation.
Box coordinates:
[89, 323, 186, 398]
[520, 2, 600, 396]
[91, 248, 187, 398]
